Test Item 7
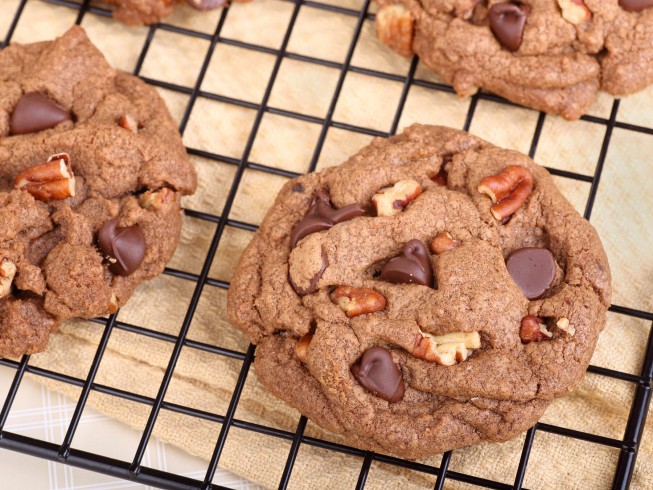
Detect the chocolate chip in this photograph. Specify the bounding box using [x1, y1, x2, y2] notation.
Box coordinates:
[505, 247, 556, 299]
[619, 0, 653, 11]
[292, 184, 304, 193]
[351, 346, 405, 403]
[380, 239, 433, 287]
[489, 3, 527, 52]
[98, 218, 146, 276]
[290, 191, 366, 248]
[10, 92, 72, 136]
[186, 0, 227, 9]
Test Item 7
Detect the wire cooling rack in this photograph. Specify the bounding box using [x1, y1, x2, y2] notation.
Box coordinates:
[1, 0, 652, 489]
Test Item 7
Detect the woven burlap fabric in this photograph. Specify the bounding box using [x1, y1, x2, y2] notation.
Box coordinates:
[4, 1, 653, 488]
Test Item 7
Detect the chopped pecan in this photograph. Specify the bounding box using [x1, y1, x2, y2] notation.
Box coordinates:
[558, 0, 591, 24]
[372, 179, 422, 217]
[331, 286, 386, 317]
[15, 153, 75, 201]
[295, 332, 314, 362]
[412, 330, 481, 366]
[376, 4, 415, 58]
[478, 165, 533, 221]
[119, 114, 139, 133]
[430, 232, 462, 255]
[556, 317, 575, 336]
[0, 258, 17, 299]
[520, 315, 553, 343]
[139, 188, 175, 211]
[108, 293, 119, 314]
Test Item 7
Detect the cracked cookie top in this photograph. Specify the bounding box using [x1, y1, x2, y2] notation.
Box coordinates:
[375, 0, 653, 119]
[0, 27, 196, 358]
[228, 124, 610, 459]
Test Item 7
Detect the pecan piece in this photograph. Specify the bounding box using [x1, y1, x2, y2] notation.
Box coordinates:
[15, 153, 75, 201]
[372, 179, 422, 217]
[295, 332, 314, 362]
[556, 317, 575, 336]
[331, 286, 386, 317]
[430, 232, 462, 255]
[520, 315, 553, 343]
[558, 0, 591, 24]
[376, 5, 415, 58]
[412, 330, 481, 365]
[119, 114, 139, 134]
[139, 188, 175, 211]
[478, 165, 533, 221]
[0, 258, 17, 299]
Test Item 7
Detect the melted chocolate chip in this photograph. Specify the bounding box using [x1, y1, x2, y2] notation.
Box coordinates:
[98, 219, 146, 276]
[10, 92, 72, 135]
[292, 184, 304, 193]
[489, 3, 527, 52]
[380, 239, 433, 287]
[351, 346, 405, 403]
[290, 191, 367, 248]
[505, 247, 556, 299]
[619, 0, 653, 11]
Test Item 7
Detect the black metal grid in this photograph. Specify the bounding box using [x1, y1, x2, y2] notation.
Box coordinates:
[1, 0, 652, 488]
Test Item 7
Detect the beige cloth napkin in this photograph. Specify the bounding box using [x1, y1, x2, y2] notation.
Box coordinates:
[4, 1, 653, 488]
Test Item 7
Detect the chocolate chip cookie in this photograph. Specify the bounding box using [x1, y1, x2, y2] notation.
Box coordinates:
[0, 26, 196, 358]
[227, 124, 611, 459]
[105, 0, 240, 25]
[375, 0, 653, 119]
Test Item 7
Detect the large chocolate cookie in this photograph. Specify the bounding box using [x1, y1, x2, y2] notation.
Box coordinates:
[0, 27, 196, 358]
[374, 0, 653, 119]
[227, 124, 611, 459]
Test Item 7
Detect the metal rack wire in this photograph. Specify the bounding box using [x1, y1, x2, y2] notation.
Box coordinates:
[1, 0, 652, 489]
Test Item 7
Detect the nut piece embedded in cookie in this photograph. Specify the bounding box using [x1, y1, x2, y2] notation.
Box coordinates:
[430, 232, 462, 255]
[139, 188, 175, 211]
[15, 153, 76, 201]
[351, 346, 405, 402]
[478, 165, 534, 221]
[520, 316, 553, 343]
[372, 179, 422, 217]
[413, 331, 481, 365]
[376, 4, 415, 58]
[331, 286, 386, 317]
[119, 114, 139, 133]
[0, 258, 17, 299]
[558, 0, 592, 24]
[295, 333, 314, 362]
[556, 317, 575, 336]
[98, 218, 146, 276]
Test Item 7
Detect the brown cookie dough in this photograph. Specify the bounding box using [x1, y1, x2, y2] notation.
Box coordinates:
[227, 124, 611, 459]
[375, 0, 653, 119]
[0, 27, 196, 358]
[104, 0, 242, 25]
